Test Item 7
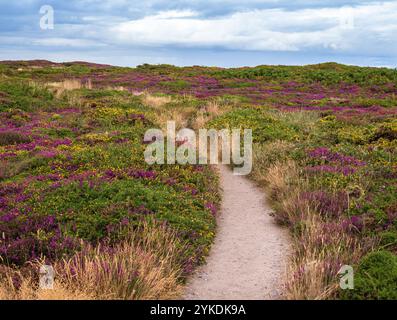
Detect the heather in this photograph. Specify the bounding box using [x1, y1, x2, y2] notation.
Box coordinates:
[0, 73, 220, 298]
[2, 61, 397, 117]
[0, 60, 396, 299]
[208, 108, 396, 298]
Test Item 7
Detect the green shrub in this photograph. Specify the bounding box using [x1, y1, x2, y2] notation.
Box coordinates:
[370, 120, 397, 142]
[159, 80, 191, 90]
[341, 251, 397, 300]
[207, 108, 300, 142]
[380, 232, 397, 251]
[0, 80, 54, 112]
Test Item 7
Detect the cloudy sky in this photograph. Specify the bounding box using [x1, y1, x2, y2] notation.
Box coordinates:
[1, 0, 396, 67]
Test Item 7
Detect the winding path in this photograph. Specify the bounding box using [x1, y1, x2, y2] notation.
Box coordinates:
[184, 165, 291, 300]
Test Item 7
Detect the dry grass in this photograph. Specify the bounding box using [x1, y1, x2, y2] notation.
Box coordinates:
[0, 222, 184, 300]
[48, 79, 82, 90]
[147, 102, 196, 131]
[155, 109, 189, 131]
[193, 101, 231, 130]
[142, 94, 172, 109]
[141, 96, 229, 131]
[105, 85, 127, 92]
[250, 158, 370, 299]
[205, 101, 222, 115]
[194, 112, 207, 130]
[285, 204, 366, 299]
[141, 94, 191, 130]
[46, 79, 92, 98]
[0, 273, 92, 300]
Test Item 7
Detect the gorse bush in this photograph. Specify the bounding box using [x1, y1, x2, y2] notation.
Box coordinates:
[208, 63, 397, 85]
[0, 60, 396, 300]
[0, 80, 54, 112]
[203, 76, 396, 299]
[341, 251, 397, 300]
[207, 108, 300, 142]
[379, 231, 397, 252]
[0, 76, 220, 300]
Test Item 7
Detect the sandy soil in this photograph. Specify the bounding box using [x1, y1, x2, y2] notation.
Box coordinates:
[184, 165, 291, 300]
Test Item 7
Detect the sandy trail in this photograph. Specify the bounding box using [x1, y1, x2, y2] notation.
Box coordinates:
[184, 165, 291, 300]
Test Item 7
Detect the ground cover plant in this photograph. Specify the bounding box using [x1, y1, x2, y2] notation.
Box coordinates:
[0, 60, 396, 299]
[0, 71, 219, 299]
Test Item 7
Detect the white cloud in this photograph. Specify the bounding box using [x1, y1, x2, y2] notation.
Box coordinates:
[2, 0, 397, 66]
[108, 2, 397, 53]
[152, 10, 199, 19]
[32, 38, 106, 48]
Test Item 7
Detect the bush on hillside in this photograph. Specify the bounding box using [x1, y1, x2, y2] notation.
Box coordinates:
[341, 250, 397, 300]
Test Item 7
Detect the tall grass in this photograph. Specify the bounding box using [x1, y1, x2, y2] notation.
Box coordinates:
[142, 94, 172, 109]
[47, 79, 84, 97]
[193, 101, 231, 130]
[0, 222, 184, 300]
[251, 148, 373, 299]
[143, 95, 195, 130]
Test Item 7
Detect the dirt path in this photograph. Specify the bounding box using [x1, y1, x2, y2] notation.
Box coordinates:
[184, 165, 291, 300]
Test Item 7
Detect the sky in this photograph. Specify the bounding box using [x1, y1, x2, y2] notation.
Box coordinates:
[0, 0, 396, 68]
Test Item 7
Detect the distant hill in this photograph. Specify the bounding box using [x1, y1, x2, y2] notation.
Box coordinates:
[0, 60, 111, 69]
